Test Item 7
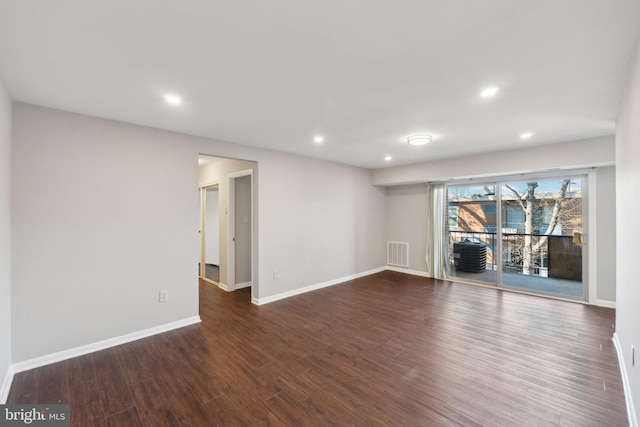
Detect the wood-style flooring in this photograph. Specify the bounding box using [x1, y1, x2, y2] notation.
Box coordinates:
[204, 264, 219, 283]
[7, 271, 628, 426]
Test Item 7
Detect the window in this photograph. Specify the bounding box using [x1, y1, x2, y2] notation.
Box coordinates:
[504, 205, 524, 232]
[483, 204, 496, 215]
[448, 205, 459, 231]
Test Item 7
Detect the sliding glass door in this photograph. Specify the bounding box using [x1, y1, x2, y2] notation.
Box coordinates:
[446, 184, 497, 286]
[500, 178, 584, 299]
[445, 175, 586, 300]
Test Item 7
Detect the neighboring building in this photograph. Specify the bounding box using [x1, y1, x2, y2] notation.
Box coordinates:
[448, 185, 582, 236]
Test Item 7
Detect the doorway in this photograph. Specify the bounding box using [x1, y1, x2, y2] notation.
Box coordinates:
[228, 170, 253, 292]
[500, 178, 584, 298]
[199, 183, 220, 285]
[198, 154, 258, 302]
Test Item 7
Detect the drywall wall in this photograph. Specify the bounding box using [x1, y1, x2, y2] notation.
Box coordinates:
[256, 150, 387, 299]
[615, 41, 640, 424]
[199, 153, 388, 300]
[0, 79, 12, 400]
[204, 189, 219, 265]
[385, 165, 617, 305]
[12, 103, 387, 362]
[386, 184, 428, 273]
[373, 135, 615, 186]
[596, 166, 616, 302]
[234, 174, 252, 285]
[11, 104, 201, 362]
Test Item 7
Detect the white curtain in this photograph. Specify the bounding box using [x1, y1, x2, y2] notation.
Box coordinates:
[425, 183, 447, 279]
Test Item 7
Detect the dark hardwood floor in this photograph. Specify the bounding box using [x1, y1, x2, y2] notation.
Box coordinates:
[204, 264, 219, 283]
[7, 271, 628, 426]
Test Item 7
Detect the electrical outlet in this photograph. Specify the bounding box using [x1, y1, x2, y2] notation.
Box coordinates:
[159, 290, 169, 303]
[273, 270, 279, 279]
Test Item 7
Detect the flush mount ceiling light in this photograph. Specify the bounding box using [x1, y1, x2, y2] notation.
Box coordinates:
[407, 135, 432, 146]
[164, 94, 182, 105]
[480, 87, 499, 97]
[313, 136, 324, 144]
[384, 155, 392, 161]
[520, 132, 535, 139]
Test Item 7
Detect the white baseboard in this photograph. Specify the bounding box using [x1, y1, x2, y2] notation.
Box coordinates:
[595, 299, 616, 308]
[254, 267, 387, 305]
[10, 316, 201, 375]
[217, 282, 251, 291]
[385, 266, 431, 278]
[613, 332, 638, 427]
[1, 364, 14, 404]
[235, 281, 252, 290]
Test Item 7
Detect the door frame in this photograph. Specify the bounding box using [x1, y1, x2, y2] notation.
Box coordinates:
[444, 169, 594, 303]
[199, 181, 220, 285]
[227, 169, 254, 296]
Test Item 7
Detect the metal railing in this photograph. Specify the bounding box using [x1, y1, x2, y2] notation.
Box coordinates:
[448, 230, 574, 276]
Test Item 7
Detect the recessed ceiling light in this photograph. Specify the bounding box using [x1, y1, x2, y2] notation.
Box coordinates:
[313, 136, 324, 144]
[407, 135, 432, 146]
[384, 156, 392, 161]
[480, 87, 499, 97]
[164, 94, 182, 105]
[520, 132, 535, 139]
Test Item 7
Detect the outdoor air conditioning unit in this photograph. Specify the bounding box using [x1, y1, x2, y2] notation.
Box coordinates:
[453, 240, 487, 273]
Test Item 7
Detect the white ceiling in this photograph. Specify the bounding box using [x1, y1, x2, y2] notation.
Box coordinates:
[1, 1, 639, 169]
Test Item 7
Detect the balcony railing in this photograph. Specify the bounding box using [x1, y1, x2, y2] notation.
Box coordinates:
[448, 230, 578, 278]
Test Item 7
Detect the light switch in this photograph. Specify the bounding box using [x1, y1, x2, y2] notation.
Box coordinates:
[159, 290, 169, 303]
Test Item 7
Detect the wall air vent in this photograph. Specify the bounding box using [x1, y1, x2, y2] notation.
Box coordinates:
[387, 241, 409, 268]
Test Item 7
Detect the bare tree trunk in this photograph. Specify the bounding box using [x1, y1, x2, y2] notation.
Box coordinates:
[532, 179, 570, 252]
[522, 183, 538, 274]
[504, 180, 571, 275]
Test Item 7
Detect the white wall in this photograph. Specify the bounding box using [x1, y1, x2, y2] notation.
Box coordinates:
[596, 166, 616, 302]
[386, 184, 428, 273]
[615, 41, 640, 424]
[234, 175, 252, 285]
[11, 103, 387, 362]
[257, 151, 387, 299]
[199, 154, 388, 301]
[0, 79, 12, 401]
[373, 136, 615, 186]
[11, 104, 201, 362]
[204, 189, 219, 265]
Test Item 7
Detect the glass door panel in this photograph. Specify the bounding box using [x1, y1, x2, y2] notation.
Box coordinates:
[500, 178, 584, 299]
[446, 184, 497, 286]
